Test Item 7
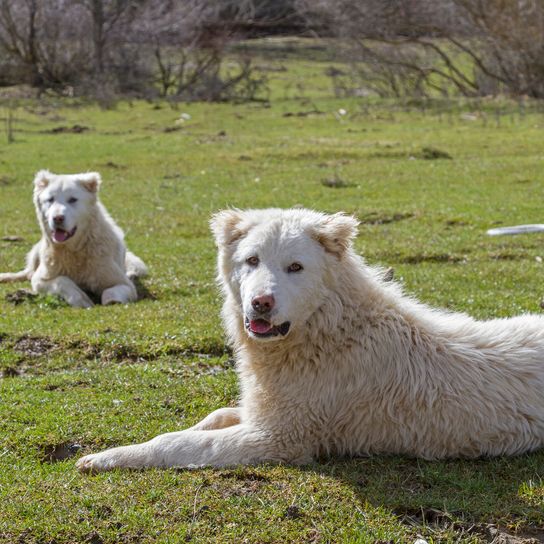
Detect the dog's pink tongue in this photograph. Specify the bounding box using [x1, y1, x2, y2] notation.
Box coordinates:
[250, 319, 273, 334]
[53, 229, 69, 242]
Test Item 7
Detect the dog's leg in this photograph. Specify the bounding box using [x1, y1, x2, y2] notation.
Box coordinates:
[32, 273, 94, 308]
[101, 283, 137, 305]
[188, 407, 242, 431]
[76, 424, 302, 473]
[125, 251, 148, 279]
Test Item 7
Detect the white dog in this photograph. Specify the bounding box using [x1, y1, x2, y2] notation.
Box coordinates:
[0, 170, 147, 307]
[77, 208, 544, 473]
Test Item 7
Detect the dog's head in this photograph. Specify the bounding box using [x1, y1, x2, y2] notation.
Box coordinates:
[33, 170, 101, 245]
[211, 208, 358, 342]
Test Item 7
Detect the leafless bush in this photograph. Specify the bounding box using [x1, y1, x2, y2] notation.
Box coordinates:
[0, 0, 93, 90]
[0, 0, 269, 103]
[299, 0, 544, 99]
[152, 46, 267, 102]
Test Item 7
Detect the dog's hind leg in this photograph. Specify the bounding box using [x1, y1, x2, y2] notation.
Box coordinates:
[32, 273, 94, 308]
[101, 283, 137, 305]
[188, 408, 242, 431]
[125, 251, 148, 279]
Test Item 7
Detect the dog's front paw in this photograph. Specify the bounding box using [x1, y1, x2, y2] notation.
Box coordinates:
[76, 451, 120, 473]
[101, 285, 136, 306]
[69, 293, 94, 309]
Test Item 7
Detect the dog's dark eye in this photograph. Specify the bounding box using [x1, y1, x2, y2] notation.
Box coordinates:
[246, 256, 259, 267]
[287, 262, 303, 273]
[68, 197, 78, 204]
[46, 196, 54, 204]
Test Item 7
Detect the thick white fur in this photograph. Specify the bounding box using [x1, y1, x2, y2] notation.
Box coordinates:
[77, 208, 544, 473]
[0, 170, 147, 307]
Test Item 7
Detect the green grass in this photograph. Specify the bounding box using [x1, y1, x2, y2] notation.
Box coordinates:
[1, 42, 544, 543]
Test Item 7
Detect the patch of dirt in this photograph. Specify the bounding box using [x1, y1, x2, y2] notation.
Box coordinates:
[163, 173, 184, 180]
[445, 219, 469, 227]
[219, 469, 270, 482]
[489, 252, 526, 261]
[102, 343, 146, 364]
[283, 505, 303, 520]
[0, 176, 14, 186]
[283, 110, 323, 117]
[359, 212, 414, 225]
[395, 506, 452, 526]
[196, 132, 230, 144]
[13, 336, 57, 357]
[39, 441, 82, 463]
[66, 335, 230, 366]
[2, 366, 22, 378]
[102, 161, 126, 169]
[399, 253, 465, 264]
[369, 146, 452, 160]
[45, 124, 90, 134]
[160, 359, 233, 379]
[468, 524, 544, 544]
[216, 470, 270, 499]
[43, 380, 89, 391]
[321, 177, 353, 189]
[5, 289, 37, 305]
[85, 531, 104, 544]
[396, 509, 544, 544]
[413, 146, 452, 160]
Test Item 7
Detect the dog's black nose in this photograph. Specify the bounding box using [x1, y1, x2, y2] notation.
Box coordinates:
[251, 294, 275, 313]
[53, 215, 64, 225]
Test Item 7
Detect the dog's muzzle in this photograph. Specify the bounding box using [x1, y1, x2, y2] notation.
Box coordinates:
[244, 316, 291, 338]
[52, 226, 77, 243]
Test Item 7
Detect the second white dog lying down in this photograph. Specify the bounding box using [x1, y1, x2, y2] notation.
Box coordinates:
[78, 208, 544, 473]
[0, 170, 147, 307]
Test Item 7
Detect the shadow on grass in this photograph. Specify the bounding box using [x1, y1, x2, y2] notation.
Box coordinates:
[305, 453, 544, 541]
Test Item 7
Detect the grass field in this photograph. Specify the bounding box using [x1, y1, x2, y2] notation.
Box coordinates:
[1, 40, 544, 543]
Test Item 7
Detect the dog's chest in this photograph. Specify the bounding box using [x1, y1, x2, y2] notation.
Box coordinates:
[241, 358, 368, 435]
[47, 249, 115, 293]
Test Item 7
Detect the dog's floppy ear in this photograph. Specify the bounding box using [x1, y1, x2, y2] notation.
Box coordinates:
[34, 170, 52, 191]
[210, 209, 247, 247]
[79, 172, 102, 193]
[313, 212, 359, 257]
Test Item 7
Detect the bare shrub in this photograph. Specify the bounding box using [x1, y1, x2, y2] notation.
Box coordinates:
[137, 0, 269, 102]
[0, 0, 269, 103]
[299, 0, 544, 99]
[0, 0, 93, 90]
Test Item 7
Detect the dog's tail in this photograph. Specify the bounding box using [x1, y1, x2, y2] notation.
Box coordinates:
[125, 251, 148, 279]
[487, 224, 544, 236]
[0, 243, 39, 283]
